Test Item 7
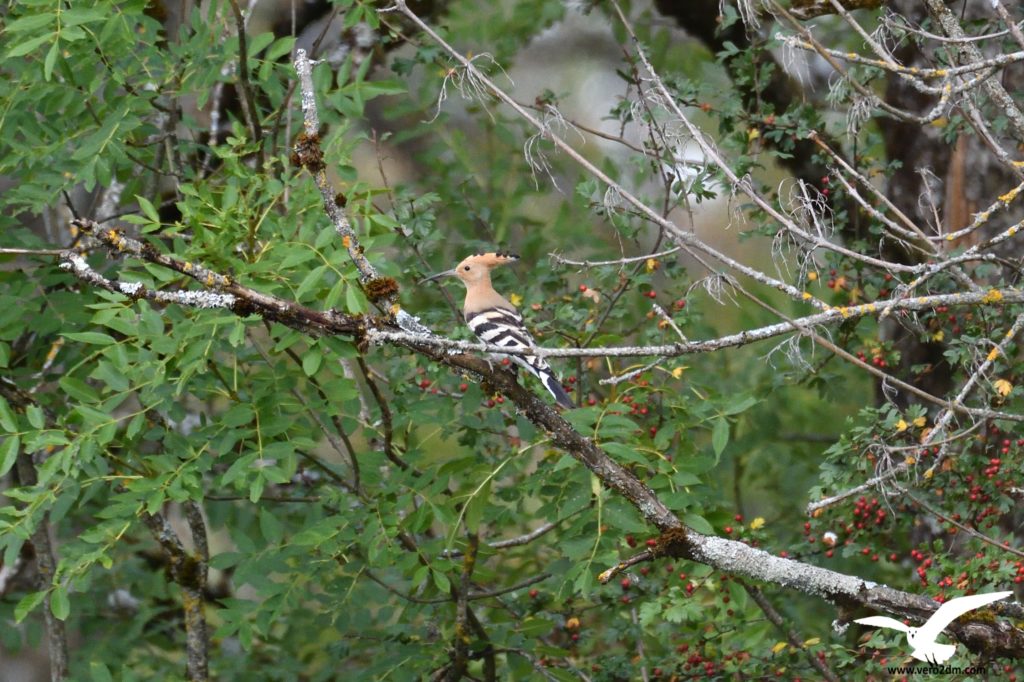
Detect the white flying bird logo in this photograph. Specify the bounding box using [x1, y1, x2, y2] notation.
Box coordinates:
[855, 591, 1013, 664]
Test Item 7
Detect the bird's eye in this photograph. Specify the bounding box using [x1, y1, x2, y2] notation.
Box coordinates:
[463, 265, 471, 271]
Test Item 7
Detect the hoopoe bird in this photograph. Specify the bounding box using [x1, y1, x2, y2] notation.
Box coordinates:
[422, 251, 574, 409]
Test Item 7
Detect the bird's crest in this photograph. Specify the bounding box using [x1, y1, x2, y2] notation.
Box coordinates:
[464, 251, 520, 268]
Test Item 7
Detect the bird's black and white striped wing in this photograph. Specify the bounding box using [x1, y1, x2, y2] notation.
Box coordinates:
[466, 307, 574, 409]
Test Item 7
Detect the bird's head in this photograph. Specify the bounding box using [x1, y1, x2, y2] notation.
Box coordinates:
[421, 251, 520, 287]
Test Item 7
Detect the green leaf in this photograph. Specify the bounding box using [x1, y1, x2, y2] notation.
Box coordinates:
[683, 513, 714, 535]
[279, 247, 316, 269]
[136, 195, 160, 224]
[89, 661, 114, 682]
[0, 399, 16, 432]
[7, 33, 53, 58]
[249, 475, 265, 503]
[432, 570, 451, 594]
[43, 40, 59, 81]
[259, 508, 284, 545]
[26, 405, 44, 429]
[6, 13, 54, 33]
[50, 585, 70, 620]
[302, 349, 322, 376]
[722, 395, 758, 415]
[519, 616, 555, 636]
[14, 590, 46, 623]
[295, 264, 327, 300]
[221, 404, 255, 428]
[602, 442, 649, 466]
[712, 416, 729, 458]
[63, 7, 110, 27]
[0, 435, 20, 477]
[59, 376, 99, 403]
[266, 36, 297, 61]
[63, 332, 117, 345]
[344, 284, 366, 314]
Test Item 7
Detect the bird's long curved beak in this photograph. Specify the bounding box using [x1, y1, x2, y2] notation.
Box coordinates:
[419, 269, 456, 284]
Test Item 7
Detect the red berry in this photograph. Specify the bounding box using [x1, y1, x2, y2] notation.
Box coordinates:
[529, 589, 539, 598]
[459, 383, 468, 391]
[620, 578, 631, 589]
[579, 284, 588, 292]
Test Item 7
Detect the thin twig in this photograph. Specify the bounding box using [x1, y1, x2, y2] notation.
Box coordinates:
[549, 246, 681, 268]
[746, 585, 840, 682]
[226, 0, 264, 167]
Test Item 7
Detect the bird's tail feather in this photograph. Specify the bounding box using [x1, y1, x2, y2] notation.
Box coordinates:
[510, 356, 575, 409]
[538, 369, 574, 409]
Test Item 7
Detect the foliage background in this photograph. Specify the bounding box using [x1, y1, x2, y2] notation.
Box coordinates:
[1, 0, 1023, 680]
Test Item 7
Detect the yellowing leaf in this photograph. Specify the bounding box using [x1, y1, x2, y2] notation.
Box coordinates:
[981, 289, 1003, 304]
[895, 419, 908, 432]
[646, 258, 658, 272]
[750, 517, 765, 530]
[803, 638, 820, 648]
[747, 128, 760, 141]
[994, 378, 1013, 397]
[671, 366, 686, 379]
[509, 293, 523, 307]
[912, 416, 926, 428]
[771, 642, 787, 655]
[932, 330, 944, 342]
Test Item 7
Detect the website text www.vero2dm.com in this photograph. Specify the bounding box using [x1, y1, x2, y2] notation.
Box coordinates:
[886, 663, 988, 676]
